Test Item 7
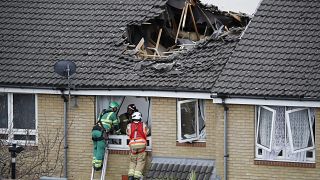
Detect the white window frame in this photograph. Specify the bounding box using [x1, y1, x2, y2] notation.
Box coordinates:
[286, 108, 315, 153]
[107, 135, 152, 151]
[256, 106, 275, 152]
[0, 93, 38, 146]
[95, 95, 152, 150]
[177, 99, 199, 143]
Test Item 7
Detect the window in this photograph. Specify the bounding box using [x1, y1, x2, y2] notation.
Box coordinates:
[177, 99, 206, 143]
[0, 93, 37, 145]
[96, 96, 151, 150]
[255, 106, 315, 162]
[256, 106, 275, 152]
[286, 108, 315, 153]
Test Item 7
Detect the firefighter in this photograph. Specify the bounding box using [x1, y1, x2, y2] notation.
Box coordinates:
[119, 104, 138, 134]
[126, 112, 149, 180]
[92, 101, 120, 171]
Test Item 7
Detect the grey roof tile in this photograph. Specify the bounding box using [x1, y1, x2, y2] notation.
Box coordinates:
[146, 157, 216, 180]
[213, 0, 320, 99]
[0, 0, 238, 92]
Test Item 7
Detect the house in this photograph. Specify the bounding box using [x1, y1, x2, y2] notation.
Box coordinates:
[211, 0, 320, 179]
[0, 0, 247, 179]
[0, 0, 318, 180]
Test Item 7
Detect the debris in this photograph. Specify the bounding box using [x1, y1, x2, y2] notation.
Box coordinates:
[123, 0, 250, 60]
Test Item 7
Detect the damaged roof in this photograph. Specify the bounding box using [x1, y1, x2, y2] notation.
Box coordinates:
[213, 0, 320, 99]
[0, 0, 240, 92]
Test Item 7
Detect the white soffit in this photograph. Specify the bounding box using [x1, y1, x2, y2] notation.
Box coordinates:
[213, 98, 320, 107]
[0, 87, 213, 99]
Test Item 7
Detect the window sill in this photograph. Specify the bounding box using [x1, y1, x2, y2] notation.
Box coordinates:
[254, 160, 316, 168]
[176, 141, 206, 147]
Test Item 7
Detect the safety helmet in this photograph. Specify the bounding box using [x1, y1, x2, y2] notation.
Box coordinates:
[131, 112, 142, 121]
[127, 104, 137, 112]
[109, 101, 119, 108]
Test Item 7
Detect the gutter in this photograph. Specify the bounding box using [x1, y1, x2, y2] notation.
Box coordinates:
[0, 85, 214, 99]
[211, 94, 320, 107]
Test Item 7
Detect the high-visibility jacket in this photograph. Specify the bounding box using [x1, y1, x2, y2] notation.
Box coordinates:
[100, 110, 119, 132]
[126, 121, 149, 154]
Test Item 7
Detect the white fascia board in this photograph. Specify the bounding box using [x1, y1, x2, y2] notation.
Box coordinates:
[72, 90, 213, 99]
[0, 87, 213, 99]
[213, 97, 320, 107]
[0, 87, 61, 94]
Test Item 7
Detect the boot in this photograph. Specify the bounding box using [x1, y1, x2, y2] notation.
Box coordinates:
[128, 176, 134, 180]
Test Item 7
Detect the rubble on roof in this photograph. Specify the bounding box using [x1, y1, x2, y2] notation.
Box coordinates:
[123, 0, 250, 60]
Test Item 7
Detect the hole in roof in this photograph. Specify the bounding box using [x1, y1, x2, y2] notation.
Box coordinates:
[122, 0, 250, 60]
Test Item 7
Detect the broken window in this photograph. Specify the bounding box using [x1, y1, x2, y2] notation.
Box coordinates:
[177, 99, 205, 143]
[96, 96, 152, 150]
[123, 0, 250, 60]
[255, 106, 316, 162]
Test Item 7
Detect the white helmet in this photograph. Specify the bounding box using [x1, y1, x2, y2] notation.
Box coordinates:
[131, 112, 142, 121]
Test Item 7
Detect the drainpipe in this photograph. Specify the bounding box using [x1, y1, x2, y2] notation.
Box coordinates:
[60, 90, 68, 178]
[222, 98, 229, 180]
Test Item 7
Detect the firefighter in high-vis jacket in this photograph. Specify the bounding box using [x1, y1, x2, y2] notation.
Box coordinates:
[126, 112, 149, 180]
[92, 101, 120, 171]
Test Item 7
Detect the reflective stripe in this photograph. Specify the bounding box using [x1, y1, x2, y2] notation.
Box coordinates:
[134, 170, 143, 178]
[107, 112, 113, 120]
[129, 139, 146, 145]
[128, 169, 135, 176]
[94, 160, 102, 167]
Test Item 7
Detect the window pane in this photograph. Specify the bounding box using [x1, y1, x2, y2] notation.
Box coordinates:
[180, 101, 196, 140]
[257, 107, 273, 150]
[288, 109, 313, 151]
[13, 94, 35, 129]
[14, 134, 36, 141]
[0, 134, 8, 140]
[0, 93, 8, 128]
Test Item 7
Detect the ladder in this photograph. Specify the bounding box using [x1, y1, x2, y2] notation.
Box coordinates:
[91, 143, 109, 180]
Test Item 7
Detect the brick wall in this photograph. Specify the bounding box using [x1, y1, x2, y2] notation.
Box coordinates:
[38, 95, 96, 179]
[38, 95, 131, 180]
[151, 97, 216, 159]
[214, 104, 320, 180]
[38, 95, 320, 179]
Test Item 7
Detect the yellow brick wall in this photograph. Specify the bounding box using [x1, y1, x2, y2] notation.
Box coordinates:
[38, 95, 320, 180]
[38, 95, 96, 179]
[214, 104, 320, 180]
[151, 97, 216, 159]
[37, 94, 65, 177]
[38, 95, 130, 180]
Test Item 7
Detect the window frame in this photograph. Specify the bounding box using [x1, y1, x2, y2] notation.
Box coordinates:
[286, 108, 315, 153]
[96, 95, 152, 150]
[256, 106, 276, 152]
[0, 93, 38, 146]
[177, 99, 199, 143]
[255, 105, 316, 163]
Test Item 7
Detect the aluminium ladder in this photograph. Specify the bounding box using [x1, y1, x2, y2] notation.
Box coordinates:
[91, 143, 109, 180]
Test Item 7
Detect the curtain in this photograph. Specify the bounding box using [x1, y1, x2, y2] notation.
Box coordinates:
[258, 107, 273, 150]
[259, 106, 315, 162]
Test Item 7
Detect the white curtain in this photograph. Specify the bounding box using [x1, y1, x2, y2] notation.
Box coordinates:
[258, 107, 273, 149]
[259, 106, 315, 162]
[261, 106, 283, 159]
